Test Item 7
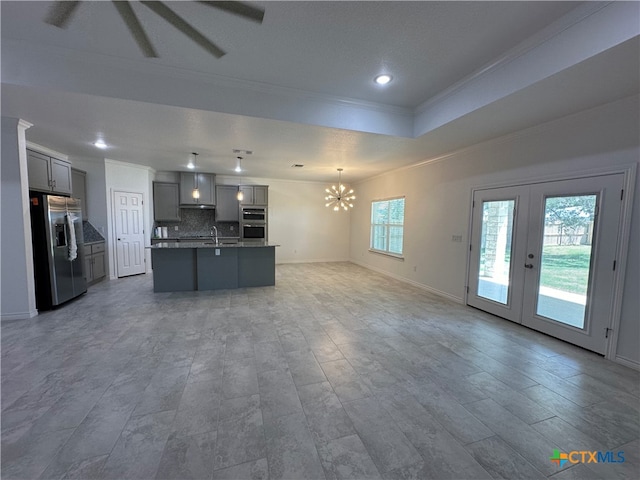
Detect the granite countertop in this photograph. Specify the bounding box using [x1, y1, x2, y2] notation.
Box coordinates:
[150, 241, 279, 249]
[152, 236, 241, 241]
[83, 221, 105, 243]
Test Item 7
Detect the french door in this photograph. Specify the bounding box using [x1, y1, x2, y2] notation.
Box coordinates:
[468, 174, 624, 354]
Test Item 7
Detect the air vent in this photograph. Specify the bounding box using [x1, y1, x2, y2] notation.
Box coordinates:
[233, 149, 252, 155]
[291, 164, 304, 168]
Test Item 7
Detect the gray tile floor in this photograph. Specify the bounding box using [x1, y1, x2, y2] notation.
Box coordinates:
[2, 262, 638, 479]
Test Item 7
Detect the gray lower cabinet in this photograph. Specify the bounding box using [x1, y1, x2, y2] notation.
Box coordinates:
[180, 172, 215, 206]
[197, 248, 238, 290]
[153, 182, 180, 221]
[216, 185, 240, 221]
[27, 149, 73, 195]
[84, 242, 106, 284]
[151, 246, 275, 292]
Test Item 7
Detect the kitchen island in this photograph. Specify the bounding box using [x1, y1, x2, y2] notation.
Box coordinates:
[150, 242, 277, 292]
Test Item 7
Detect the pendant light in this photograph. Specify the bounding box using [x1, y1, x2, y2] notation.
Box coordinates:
[191, 152, 200, 200]
[325, 168, 355, 211]
[236, 156, 244, 201]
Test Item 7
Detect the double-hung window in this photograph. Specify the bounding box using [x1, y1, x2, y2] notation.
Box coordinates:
[370, 197, 405, 256]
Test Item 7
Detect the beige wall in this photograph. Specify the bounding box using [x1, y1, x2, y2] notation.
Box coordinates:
[105, 160, 155, 277]
[349, 95, 640, 365]
[1, 118, 37, 320]
[153, 173, 351, 264]
[213, 175, 351, 264]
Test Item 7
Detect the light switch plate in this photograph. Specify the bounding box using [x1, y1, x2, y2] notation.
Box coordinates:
[215, 249, 220, 255]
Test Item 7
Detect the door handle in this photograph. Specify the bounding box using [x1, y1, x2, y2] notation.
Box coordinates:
[524, 263, 534, 269]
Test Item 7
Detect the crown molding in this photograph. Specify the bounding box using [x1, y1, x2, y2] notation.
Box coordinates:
[415, 2, 610, 115]
[358, 93, 639, 186]
[26, 141, 68, 161]
[105, 158, 155, 174]
[18, 119, 33, 130]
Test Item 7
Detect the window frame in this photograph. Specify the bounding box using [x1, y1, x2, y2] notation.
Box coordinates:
[369, 196, 405, 259]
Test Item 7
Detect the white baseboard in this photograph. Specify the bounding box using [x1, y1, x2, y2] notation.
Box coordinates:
[276, 258, 350, 265]
[350, 259, 464, 304]
[614, 355, 640, 371]
[1, 309, 38, 321]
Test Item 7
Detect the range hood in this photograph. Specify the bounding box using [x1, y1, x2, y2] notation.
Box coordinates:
[180, 205, 215, 210]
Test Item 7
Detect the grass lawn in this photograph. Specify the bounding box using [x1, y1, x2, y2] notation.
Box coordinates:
[539, 245, 592, 295]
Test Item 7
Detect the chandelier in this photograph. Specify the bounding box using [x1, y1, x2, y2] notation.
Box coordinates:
[325, 168, 355, 211]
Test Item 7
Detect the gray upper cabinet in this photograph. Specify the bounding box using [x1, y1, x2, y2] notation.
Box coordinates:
[239, 185, 268, 206]
[27, 149, 73, 195]
[71, 168, 88, 220]
[254, 186, 268, 205]
[50, 158, 73, 194]
[153, 182, 180, 221]
[216, 185, 240, 222]
[239, 185, 253, 205]
[27, 150, 51, 192]
[180, 172, 215, 206]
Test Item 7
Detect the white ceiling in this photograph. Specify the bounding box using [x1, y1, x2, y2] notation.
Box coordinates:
[1, 1, 638, 183]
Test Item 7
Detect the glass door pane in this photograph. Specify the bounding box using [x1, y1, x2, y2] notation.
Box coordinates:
[535, 195, 597, 328]
[477, 200, 515, 305]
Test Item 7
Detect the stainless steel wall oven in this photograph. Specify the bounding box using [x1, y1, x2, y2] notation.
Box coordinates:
[241, 207, 266, 222]
[241, 223, 266, 241]
[241, 207, 267, 241]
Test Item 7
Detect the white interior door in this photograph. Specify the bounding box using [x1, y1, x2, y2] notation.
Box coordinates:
[113, 191, 146, 278]
[468, 174, 624, 354]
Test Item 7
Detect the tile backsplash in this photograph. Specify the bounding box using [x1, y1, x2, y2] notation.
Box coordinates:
[154, 209, 238, 238]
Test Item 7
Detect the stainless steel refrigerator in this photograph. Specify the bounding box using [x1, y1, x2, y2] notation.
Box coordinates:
[30, 193, 87, 310]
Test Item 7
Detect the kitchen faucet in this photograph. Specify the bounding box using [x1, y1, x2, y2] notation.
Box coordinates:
[210, 225, 218, 245]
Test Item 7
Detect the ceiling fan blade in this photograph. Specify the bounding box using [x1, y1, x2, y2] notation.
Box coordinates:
[45, 0, 81, 28]
[140, 1, 225, 58]
[197, 1, 264, 24]
[112, 1, 158, 57]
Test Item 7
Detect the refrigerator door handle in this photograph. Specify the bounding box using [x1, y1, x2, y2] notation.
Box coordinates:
[64, 220, 70, 250]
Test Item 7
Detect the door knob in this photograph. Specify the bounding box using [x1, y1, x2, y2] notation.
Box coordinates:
[524, 263, 534, 269]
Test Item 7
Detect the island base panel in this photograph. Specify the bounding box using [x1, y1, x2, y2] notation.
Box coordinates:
[151, 249, 196, 292]
[238, 247, 275, 288]
[197, 248, 239, 290]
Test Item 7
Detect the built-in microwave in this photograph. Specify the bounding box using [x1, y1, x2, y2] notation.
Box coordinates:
[241, 207, 266, 222]
[242, 223, 266, 241]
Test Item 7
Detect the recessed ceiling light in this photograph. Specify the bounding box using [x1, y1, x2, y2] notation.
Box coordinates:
[94, 140, 107, 149]
[374, 74, 393, 86]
